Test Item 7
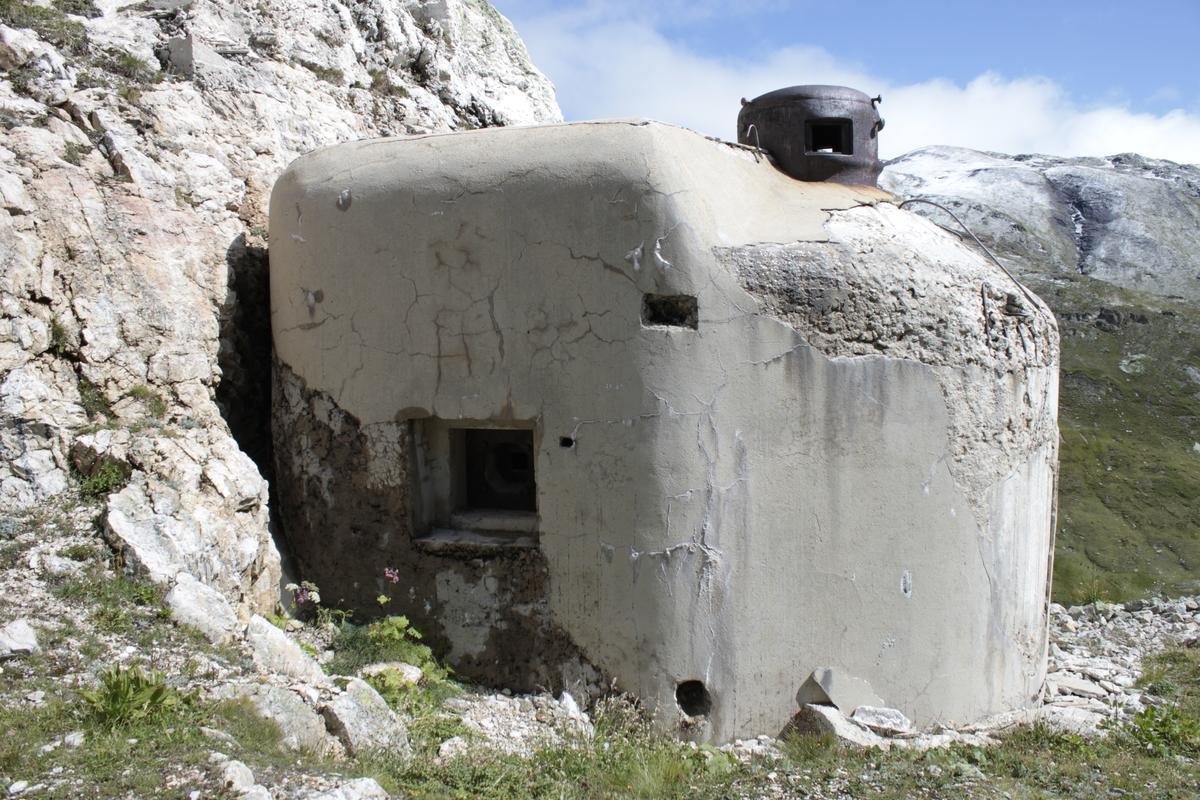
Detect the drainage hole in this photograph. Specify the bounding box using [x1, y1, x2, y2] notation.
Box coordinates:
[675, 680, 712, 716]
[559, 436, 575, 449]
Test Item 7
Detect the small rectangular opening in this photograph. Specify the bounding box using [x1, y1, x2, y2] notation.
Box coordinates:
[642, 294, 698, 329]
[805, 118, 852, 155]
[411, 420, 539, 549]
[459, 428, 536, 512]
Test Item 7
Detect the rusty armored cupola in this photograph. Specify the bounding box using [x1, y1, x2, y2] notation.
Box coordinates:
[738, 85, 885, 186]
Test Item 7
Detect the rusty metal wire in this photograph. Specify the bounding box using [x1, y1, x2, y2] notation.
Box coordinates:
[899, 197, 1043, 313]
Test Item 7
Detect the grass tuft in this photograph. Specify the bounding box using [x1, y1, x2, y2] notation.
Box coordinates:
[49, 318, 71, 356]
[127, 384, 167, 418]
[105, 52, 160, 84]
[52, 0, 100, 18]
[81, 665, 196, 729]
[78, 457, 128, 498]
[302, 62, 345, 85]
[77, 376, 113, 420]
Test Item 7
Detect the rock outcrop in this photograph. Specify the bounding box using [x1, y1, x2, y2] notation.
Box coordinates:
[0, 0, 560, 615]
[880, 146, 1200, 302]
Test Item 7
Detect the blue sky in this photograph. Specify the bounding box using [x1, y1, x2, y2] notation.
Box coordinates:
[494, 0, 1200, 162]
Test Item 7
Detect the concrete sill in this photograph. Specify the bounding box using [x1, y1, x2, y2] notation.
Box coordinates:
[414, 526, 537, 556]
[448, 510, 537, 533]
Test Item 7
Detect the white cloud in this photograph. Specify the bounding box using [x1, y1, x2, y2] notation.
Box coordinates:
[507, 7, 1200, 164]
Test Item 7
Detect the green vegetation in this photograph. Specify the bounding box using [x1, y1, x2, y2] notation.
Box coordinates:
[302, 62, 345, 85]
[328, 615, 438, 677]
[57, 541, 100, 562]
[105, 52, 160, 84]
[0, 0, 88, 56]
[366, 664, 470, 751]
[78, 456, 128, 498]
[81, 665, 195, 729]
[355, 642, 1200, 799]
[262, 610, 291, 630]
[51, 0, 100, 18]
[6, 551, 1199, 798]
[363, 696, 744, 800]
[0, 515, 31, 567]
[61, 140, 88, 166]
[367, 68, 409, 98]
[73, 70, 108, 89]
[52, 564, 165, 631]
[1121, 646, 1200, 757]
[1035, 275, 1200, 603]
[48, 319, 70, 357]
[0, 690, 302, 798]
[127, 384, 167, 419]
[0, 558, 322, 797]
[777, 729, 837, 764]
[5, 64, 42, 97]
[76, 376, 113, 420]
[116, 81, 142, 105]
[0, 537, 34, 568]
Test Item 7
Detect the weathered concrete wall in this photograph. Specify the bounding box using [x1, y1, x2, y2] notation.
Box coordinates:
[269, 120, 1059, 743]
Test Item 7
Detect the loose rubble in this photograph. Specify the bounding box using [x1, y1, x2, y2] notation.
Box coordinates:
[1040, 597, 1200, 730]
[715, 593, 1200, 763]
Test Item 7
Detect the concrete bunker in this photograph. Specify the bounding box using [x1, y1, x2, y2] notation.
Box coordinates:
[269, 113, 1059, 744]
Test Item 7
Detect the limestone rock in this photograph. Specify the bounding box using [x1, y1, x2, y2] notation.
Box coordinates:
[37, 552, 81, 578]
[0, 619, 39, 657]
[1037, 705, 1108, 736]
[101, 429, 278, 616]
[1049, 674, 1108, 700]
[320, 678, 410, 758]
[796, 668, 886, 716]
[436, 735, 469, 763]
[214, 682, 337, 755]
[1, 362, 84, 504]
[789, 703, 885, 749]
[166, 572, 242, 645]
[220, 759, 256, 793]
[360, 661, 422, 686]
[245, 616, 325, 683]
[301, 778, 389, 800]
[0, 0, 560, 621]
[850, 706, 914, 736]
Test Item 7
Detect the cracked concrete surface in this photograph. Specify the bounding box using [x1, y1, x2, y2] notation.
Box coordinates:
[270, 120, 1060, 743]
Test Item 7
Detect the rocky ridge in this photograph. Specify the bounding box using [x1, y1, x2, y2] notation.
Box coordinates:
[0, 0, 560, 618]
[880, 146, 1200, 303]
